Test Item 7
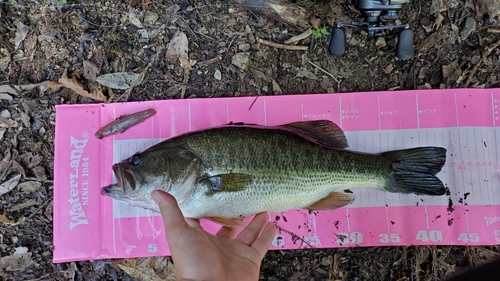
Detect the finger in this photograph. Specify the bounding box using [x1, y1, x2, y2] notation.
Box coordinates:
[251, 222, 276, 259]
[151, 190, 189, 241]
[235, 212, 269, 246]
[216, 226, 238, 239]
[185, 218, 203, 229]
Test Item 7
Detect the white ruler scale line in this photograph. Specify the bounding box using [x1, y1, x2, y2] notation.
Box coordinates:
[301, 99, 304, 121]
[492, 92, 496, 126]
[416, 94, 420, 129]
[339, 97, 343, 128]
[378, 95, 381, 130]
[264, 99, 267, 126]
[188, 102, 192, 131]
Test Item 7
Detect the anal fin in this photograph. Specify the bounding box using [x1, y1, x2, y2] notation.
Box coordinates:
[207, 216, 247, 228]
[306, 192, 355, 210]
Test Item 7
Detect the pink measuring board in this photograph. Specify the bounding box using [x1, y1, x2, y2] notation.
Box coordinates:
[53, 89, 500, 263]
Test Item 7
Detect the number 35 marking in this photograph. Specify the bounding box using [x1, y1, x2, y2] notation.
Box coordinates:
[379, 233, 401, 243]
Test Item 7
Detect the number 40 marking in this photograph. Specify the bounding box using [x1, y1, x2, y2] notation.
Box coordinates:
[416, 230, 442, 242]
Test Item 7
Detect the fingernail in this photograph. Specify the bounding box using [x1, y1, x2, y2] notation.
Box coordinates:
[151, 190, 160, 204]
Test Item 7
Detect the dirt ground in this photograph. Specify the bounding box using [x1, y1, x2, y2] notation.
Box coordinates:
[0, 0, 499, 280]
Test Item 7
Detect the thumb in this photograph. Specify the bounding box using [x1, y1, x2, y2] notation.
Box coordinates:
[151, 190, 189, 239]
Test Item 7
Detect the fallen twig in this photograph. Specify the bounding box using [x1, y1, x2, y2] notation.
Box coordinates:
[307, 60, 340, 83]
[257, 37, 308, 51]
[464, 40, 500, 87]
[284, 28, 312, 44]
[487, 28, 500, 33]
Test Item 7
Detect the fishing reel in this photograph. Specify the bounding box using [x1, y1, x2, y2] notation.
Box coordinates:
[329, 0, 414, 60]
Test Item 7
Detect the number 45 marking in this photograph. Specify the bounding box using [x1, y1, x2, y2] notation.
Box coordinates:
[457, 233, 480, 243]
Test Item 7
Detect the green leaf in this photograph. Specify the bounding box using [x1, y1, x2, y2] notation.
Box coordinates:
[312, 29, 322, 38]
[59, 0, 67, 3]
[320, 28, 329, 35]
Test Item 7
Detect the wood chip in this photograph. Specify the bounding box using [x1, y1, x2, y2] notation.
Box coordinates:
[10, 199, 37, 211]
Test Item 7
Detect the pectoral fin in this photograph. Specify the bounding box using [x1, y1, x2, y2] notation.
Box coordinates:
[202, 173, 254, 192]
[283, 120, 348, 149]
[207, 216, 247, 228]
[306, 192, 355, 210]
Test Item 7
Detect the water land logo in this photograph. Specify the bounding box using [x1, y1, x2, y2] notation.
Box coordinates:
[68, 131, 90, 230]
[485, 216, 500, 227]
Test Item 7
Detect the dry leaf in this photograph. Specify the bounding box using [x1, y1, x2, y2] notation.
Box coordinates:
[0, 150, 11, 176]
[0, 174, 21, 197]
[0, 117, 17, 128]
[18, 152, 42, 169]
[44, 200, 54, 221]
[128, 12, 145, 28]
[0, 128, 5, 141]
[434, 13, 444, 30]
[14, 22, 29, 50]
[83, 60, 100, 81]
[295, 67, 317, 80]
[476, 0, 500, 19]
[96, 72, 140, 90]
[45, 81, 63, 92]
[17, 181, 40, 192]
[272, 79, 282, 94]
[113, 258, 174, 281]
[166, 30, 189, 63]
[0, 247, 33, 271]
[179, 56, 192, 76]
[58, 78, 107, 101]
[179, 85, 187, 99]
[0, 94, 12, 101]
[11, 160, 26, 179]
[0, 85, 20, 96]
[442, 61, 462, 84]
[384, 64, 394, 74]
[162, 4, 181, 24]
[0, 214, 24, 226]
[116, 263, 168, 281]
[310, 17, 320, 29]
[26, 32, 38, 61]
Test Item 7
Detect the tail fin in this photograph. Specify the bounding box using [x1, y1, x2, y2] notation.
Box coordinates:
[382, 147, 447, 196]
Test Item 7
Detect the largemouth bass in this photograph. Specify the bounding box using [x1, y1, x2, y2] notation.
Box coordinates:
[101, 120, 447, 227]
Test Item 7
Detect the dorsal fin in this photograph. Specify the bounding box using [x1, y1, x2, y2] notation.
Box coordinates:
[282, 120, 348, 149]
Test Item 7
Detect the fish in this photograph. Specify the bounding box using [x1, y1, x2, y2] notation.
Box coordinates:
[95, 108, 156, 139]
[101, 120, 447, 227]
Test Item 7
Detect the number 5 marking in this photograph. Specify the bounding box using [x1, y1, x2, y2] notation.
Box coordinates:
[495, 230, 500, 242]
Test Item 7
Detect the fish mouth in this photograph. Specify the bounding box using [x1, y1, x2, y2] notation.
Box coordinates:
[101, 164, 142, 198]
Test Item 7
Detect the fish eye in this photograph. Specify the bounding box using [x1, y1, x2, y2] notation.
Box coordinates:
[131, 154, 141, 165]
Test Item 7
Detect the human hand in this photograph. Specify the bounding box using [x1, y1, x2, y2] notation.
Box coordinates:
[152, 190, 276, 281]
